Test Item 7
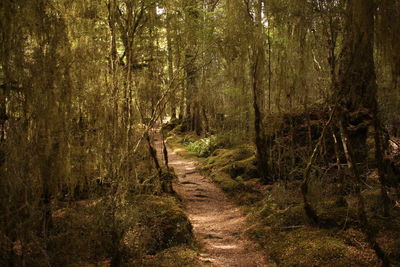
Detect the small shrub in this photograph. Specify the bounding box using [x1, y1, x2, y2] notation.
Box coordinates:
[187, 136, 219, 157]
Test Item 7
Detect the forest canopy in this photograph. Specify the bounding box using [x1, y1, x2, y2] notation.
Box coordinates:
[1, 0, 399, 266]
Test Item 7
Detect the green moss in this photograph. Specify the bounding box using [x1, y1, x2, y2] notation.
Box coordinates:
[246, 222, 274, 241]
[249, 228, 379, 267]
[235, 156, 258, 179]
[274, 233, 348, 266]
[316, 201, 358, 227]
[133, 195, 194, 254]
[168, 132, 389, 267]
[237, 191, 263, 205]
[339, 228, 369, 248]
[250, 201, 307, 228]
[142, 246, 200, 267]
[247, 195, 379, 266]
[204, 146, 253, 168]
[167, 135, 199, 159]
[362, 188, 385, 215]
[48, 203, 106, 265]
[212, 171, 241, 192]
[217, 159, 257, 180]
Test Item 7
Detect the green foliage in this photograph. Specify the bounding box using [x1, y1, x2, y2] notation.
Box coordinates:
[180, 134, 201, 145]
[166, 135, 199, 159]
[1, 0, 399, 265]
[202, 146, 254, 172]
[246, 221, 379, 267]
[244, 181, 384, 266]
[40, 194, 194, 266]
[171, 131, 400, 265]
[186, 135, 220, 157]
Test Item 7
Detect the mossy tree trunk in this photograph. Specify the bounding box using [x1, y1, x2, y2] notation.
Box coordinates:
[337, 0, 391, 215]
[166, 11, 177, 119]
[336, 0, 375, 164]
[251, 0, 270, 183]
[337, 0, 390, 264]
[184, 0, 202, 136]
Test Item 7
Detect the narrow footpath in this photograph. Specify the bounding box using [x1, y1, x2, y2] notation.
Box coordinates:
[155, 134, 269, 267]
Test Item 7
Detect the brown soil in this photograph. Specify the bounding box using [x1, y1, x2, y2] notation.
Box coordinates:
[155, 135, 270, 267]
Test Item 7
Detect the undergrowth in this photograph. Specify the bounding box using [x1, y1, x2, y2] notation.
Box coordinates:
[185, 135, 220, 157]
[42, 194, 197, 266]
[166, 128, 400, 266]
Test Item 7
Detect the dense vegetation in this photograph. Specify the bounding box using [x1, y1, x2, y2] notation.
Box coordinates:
[1, 0, 399, 266]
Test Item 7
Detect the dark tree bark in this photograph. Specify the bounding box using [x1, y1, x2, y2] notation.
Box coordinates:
[251, 0, 269, 183]
[166, 11, 177, 119]
[337, 0, 375, 164]
[337, 0, 390, 264]
[337, 0, 391, 215]
[184, 0, 202, 136]
[252, 50, 269, 183]
[145, 133, 162, 176]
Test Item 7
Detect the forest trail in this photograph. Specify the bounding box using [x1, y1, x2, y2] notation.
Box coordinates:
[154, 134, 269, 267]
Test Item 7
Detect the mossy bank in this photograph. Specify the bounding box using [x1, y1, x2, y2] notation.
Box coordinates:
[167, 131, 400, 266]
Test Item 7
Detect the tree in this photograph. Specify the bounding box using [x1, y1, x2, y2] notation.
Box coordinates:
[336, 0, 390, 264]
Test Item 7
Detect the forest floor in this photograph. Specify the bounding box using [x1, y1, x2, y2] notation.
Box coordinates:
[154, 127, 400, 266]
[154, 134, 270, 267]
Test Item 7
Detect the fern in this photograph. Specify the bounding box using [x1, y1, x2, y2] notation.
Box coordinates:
[187, 136, 219, 157]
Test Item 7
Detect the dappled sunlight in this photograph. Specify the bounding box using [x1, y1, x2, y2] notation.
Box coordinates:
[211, 244, 239, 250]
[164, 136, 269, 266]
[2, 0, 399, 266]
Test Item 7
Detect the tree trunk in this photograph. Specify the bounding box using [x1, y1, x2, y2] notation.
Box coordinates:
[337, 0, 376, 164]
[339, 117, 390, 266]
[166, 12, 176, 119]
[184, 0, 202, 135]
[251, 0, 269, 183]
[338, 0, 391, 217]
[145, 133, 162, 176]
[252, 50, 269, 182]
[337, 0, 390, 264]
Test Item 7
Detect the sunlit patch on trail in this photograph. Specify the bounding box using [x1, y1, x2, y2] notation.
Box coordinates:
[211, 244, 238, 250]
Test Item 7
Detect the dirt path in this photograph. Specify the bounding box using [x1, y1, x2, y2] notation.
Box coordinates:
[154, 135, 269, 267]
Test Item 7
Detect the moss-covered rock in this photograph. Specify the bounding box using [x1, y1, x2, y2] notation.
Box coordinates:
[250, 201, 307, 228]
[142, 246, 200, 267]
[202, 147, 254, 177]
[212, 171, 241, 192]
[133, 195, 194, 254]
[247, 226, 379, 267]
[235, 156, 258, 179]
[162, 118, 182, 132]
[271, 230, 378, 267]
